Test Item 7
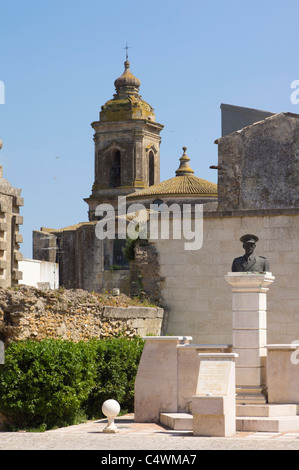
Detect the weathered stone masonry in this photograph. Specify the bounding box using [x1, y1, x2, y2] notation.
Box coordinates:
[0, 286, 164, 346]
[0, 157, 23, 288]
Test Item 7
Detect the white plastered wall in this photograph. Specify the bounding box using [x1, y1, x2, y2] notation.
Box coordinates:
[18, 259, 59, 290]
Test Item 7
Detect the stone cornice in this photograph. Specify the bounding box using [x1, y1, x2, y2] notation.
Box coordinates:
[203, 207, 299, 218]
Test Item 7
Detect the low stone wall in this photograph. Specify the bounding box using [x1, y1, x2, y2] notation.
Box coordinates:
[0, 285, 164, 345]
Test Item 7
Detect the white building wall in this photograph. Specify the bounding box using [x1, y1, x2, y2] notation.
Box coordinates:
[18, 259, 59, 290]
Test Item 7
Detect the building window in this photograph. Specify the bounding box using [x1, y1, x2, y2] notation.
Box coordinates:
[110, 149, 121, 188]
[149, 150, 155, 186]
[113, 238, 129, 269]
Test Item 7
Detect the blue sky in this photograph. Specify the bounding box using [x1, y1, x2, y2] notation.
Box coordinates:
[1, 0, 299, 258]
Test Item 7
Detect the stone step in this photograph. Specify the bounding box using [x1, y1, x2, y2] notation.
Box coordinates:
[159, 412, 193, 430]
[237, 404, 299, 417]
[236, 415, 299, 433]
[161, 406, 299, 434]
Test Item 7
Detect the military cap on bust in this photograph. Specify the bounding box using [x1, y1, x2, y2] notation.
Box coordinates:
[240, 234, 259, 244]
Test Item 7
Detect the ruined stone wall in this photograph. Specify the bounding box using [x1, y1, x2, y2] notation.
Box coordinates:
[217, 113, 299, 211]
[0, 285, 164, 345]
[32, 230, 56, 263]
[0, 166, 23, 288]
[130, 241, 164, 305]
[33, 225, 131, 294]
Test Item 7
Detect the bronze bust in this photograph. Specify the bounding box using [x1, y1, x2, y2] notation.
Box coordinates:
[232, 234, 269, 272]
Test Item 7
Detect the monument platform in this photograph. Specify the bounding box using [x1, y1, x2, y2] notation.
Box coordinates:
[236, 404, 299, 432]
[160, 404, 299, 434]
[159, 412, 193, 431]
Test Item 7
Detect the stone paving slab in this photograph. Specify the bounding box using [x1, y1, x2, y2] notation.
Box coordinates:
[1, 414, 299, 451]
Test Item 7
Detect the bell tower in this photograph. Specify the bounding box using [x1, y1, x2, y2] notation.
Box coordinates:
[85, 58, 164, 221]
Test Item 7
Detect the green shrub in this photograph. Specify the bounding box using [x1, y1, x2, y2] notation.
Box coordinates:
[85, 336, 144, 419]
[0, 339, 97, 429]
[0, 337, 144, 430]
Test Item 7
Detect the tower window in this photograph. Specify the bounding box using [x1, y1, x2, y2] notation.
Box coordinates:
[149, 150, 155, 186]
[110, 149, 121, 188]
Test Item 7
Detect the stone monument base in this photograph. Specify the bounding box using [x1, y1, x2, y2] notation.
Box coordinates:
[225, 272, 275, 405]
[192, 353, 237, 437]
[236, 385, 267, 405]
[192, 396, 235, 437]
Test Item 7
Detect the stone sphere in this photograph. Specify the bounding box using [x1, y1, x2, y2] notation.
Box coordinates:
[102, 399, 120, 419]
[0, 139, 3, 150]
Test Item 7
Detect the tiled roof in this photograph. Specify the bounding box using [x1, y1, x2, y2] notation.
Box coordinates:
[41, 221, 96, 233]
[127, 175, 217, 198]
[128, 147, 217, 199]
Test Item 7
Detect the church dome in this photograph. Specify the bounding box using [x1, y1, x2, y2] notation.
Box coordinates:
[100, 60, 156, 123]
[127, 147, 218, 199]
[114, 60, 141, 92]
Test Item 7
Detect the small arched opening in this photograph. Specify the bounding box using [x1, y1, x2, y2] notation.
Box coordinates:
[148, 150, 155, 186]
[110, 149, 121, 188]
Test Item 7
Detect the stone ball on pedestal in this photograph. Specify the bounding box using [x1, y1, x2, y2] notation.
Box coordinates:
[102, 399, 121, 418]
[101, 399, 121, 433]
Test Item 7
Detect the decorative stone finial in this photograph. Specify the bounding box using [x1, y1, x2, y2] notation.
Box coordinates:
[102, 399, 120, 433]
[175, 146, 195, 176]
[114, 60, 141, 97]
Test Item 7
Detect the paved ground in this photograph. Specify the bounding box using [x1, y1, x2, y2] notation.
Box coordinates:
[1, 414, 299, 451]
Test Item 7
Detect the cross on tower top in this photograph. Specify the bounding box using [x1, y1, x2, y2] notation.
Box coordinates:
[123, 42, 131, 61]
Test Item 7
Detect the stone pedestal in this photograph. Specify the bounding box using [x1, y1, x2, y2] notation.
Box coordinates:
[192, 353, 238, 437]
[266, 344, 299, 404]
[134, 336, 192, 422]
[177, 344, 232, 412]
[225, 272, 275, 404]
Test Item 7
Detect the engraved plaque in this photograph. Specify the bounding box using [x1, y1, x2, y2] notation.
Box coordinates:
[196, 360, 231, 396]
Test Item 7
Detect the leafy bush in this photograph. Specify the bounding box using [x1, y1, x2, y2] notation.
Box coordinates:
[0, 337, 144, 430]
[85, 336, 144, 419]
